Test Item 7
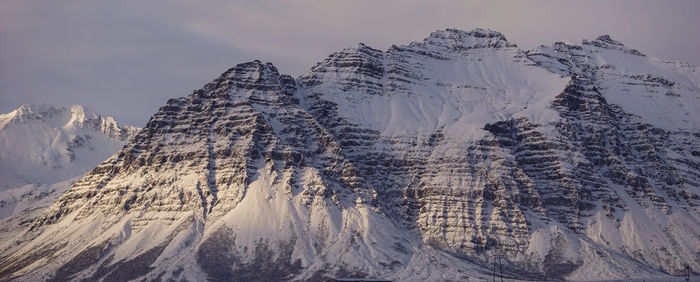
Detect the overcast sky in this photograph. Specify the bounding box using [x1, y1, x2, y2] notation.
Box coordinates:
[2, 0, 699, 126]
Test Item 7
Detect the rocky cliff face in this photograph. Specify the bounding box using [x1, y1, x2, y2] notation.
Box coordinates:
[0, 29, 698, 281]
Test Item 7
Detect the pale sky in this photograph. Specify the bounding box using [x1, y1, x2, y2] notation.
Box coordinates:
[2, 0, 699, 126]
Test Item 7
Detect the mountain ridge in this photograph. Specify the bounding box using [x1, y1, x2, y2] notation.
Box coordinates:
[0, 103, 139, 190]
[0, 28, 698, 281]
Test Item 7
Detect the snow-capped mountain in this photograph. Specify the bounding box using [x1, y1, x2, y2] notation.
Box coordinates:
[0, 104, 138, 189]
[0, 29, 698, 281]
[0, 104, 139, 219]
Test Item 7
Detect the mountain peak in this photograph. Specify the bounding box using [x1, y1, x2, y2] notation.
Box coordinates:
[418, 28, 517, 50]
[431, 28, 507, 39]
[4, 103, 98, 122]
[205, 60, 283, 92]
[0, 103, 139, 189]
[0, 103, 138, 141]
[66, 104, 101, 128]
[582, 34, 645, 56]
[1, 103, 68, 129]
[219, 60, 281, 82]
[594, 34, 623, 46]
[197, 60, 297, 104]
[7, 103, 60, 119]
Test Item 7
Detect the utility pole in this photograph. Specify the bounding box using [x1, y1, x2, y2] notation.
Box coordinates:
[498, 242, 504, 282]
[492, 240, 504, 282]
[493, 250, 497, 282]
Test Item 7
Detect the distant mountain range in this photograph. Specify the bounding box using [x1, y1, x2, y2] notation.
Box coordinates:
[0, 29, 698, 281]
[0, 104, 138, 237]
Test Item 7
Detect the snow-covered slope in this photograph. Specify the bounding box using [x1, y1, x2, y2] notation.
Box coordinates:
[0, 104, 139, 220]
[0, 104, 138, 189]
[300, 29, 568, 140]
[0, 179, 75, 242]
[0, 29, 698, 281]
[528, 35, 700, 130]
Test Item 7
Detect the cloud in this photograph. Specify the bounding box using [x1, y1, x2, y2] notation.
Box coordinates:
[1, 0, 699, 126]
